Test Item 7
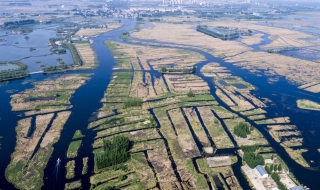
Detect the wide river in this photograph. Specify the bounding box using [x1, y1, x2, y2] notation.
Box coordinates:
[0, 19, 320, 189]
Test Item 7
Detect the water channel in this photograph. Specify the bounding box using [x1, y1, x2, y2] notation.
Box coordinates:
[0, 19, 320, 189]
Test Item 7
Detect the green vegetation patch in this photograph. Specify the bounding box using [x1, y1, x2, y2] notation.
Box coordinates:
[240, 108, 267, 116]
[242, 145, 265, 168]
[66, 43, 82, 66]
[234, 122, 252, 138]
[105, 40, 119, 50]
[297, 99, 320, 111]
[82, 157, 88, 175]
[90, 165, 133, 185]
[184, 159, 209, 190]
[124, 98, 142, 108]
[65, 180, 81, 190]
[211, 105, 238, 119]
[73, 130, 84, 140]
[94, 135, 131, 170]
[271, 172, 287, 190]
[66, 160, 75, 179]
[67, 140, 82, 158]
[0, 62, 28, 82]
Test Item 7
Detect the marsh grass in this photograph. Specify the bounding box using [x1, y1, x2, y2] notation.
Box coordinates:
[67, 140, 82, 158]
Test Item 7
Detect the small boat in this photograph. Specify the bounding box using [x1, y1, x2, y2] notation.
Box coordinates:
[57, 158, 61, 164]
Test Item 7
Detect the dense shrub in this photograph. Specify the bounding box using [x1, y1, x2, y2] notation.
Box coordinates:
[243, 151, 265, 168]
[187, 89, 195, 97]
[234, 122, 251, 138]
[95, 135, 131, 170]
[124, 98, 142, 108]
[242, 145, 264, 168]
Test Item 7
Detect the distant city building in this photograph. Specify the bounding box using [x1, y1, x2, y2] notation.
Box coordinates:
[163, 0, 183, 5]
[255, 165, 269, 178]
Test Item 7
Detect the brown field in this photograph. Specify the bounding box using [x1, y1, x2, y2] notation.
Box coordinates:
[241, 33, 264, 46]
[75, 23, 123, 36]
[200, 62, 230, 76]
[226, 51, 320, 88]
[205, 20, 313, 49]
[267, 125, 309, 167]
[255, 117, 290, 125]
[164, 74, 210, 93]
[74, 43, 97, 69]
[168, 108, 201, 158]
[183, 107, 210, 147]
[131, 22, 251, 57]
[111, 42, 205, 70]
[224, 117, 268, 146]
[197, 106, 234, 148]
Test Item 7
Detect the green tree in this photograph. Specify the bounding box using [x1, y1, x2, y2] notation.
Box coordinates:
[265, 165, 270, 174]
[187, 89, 195, 97]
[124, 98, 142, 108]
[270, 164, 274, 171]
[234, 122, 251, 138]
[278, 164, 282, 172]
[243, 152, 264, 168]
[160, 67, 167, 73]
[118, 174, 125, 181]
[95, 135, 131, 170]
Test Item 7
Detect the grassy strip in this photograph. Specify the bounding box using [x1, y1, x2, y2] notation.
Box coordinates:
[90, 167, 133, 185]
[65, 180, 81, 190]
[105, 40, 118, 50]
[67, 140, 82, 158]
[66, 160, 75, 179]
[184, 159, 209, 190]
[82, 157, 89, 175]
[131, 153, 157, 188]
[297, 99, 320, 111]
[5, 112, 70, 190]
[65, 43, 82, 66]
[73, 130, 84, 140]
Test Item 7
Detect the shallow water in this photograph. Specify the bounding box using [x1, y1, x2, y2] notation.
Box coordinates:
[0, 64, 19, 71]
[0, 26, 73, 72]
[233, 83, 247, 89]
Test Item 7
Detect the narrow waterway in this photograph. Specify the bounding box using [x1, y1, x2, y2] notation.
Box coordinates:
[42, 19, 137, 190]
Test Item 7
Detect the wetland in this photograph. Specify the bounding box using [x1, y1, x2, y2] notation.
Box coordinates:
[1, 9, 320, 190]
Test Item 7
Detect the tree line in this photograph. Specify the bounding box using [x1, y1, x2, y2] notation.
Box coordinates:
[271, 172, 287, 190]
[4, 19, 36, 28]
[94, 135, 131, 170]
[42, 64, 70, 73]
[265, 164, 282, 173]
[0, 62, 28, 81]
